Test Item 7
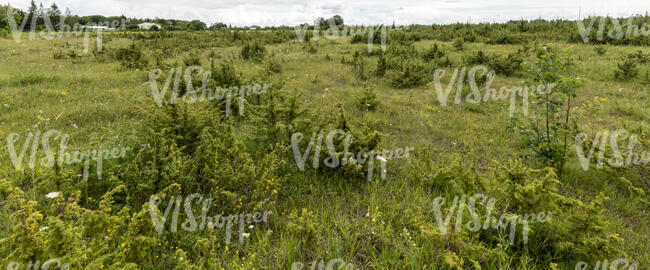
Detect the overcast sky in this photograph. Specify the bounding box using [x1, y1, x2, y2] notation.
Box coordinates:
[5, 0, 650, 26]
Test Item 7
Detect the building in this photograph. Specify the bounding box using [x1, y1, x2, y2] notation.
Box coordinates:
[81, 25, 116, 31]
[138, 22, 161, 30]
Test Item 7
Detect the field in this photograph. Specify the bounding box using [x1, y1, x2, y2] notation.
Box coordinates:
[0, 23, 649, 269]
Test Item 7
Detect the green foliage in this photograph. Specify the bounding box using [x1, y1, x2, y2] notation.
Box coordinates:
[464, 50, 523, 76]
[265, 58, 282, 74]
[351, 51, 368, 80]
[1, 17, 649, 269]
[357, 86, 380, 111]
[511, 45, 583, 171]
[423, 43, 444, 61]
[593, 45, 607, 56]
[210, 60, 241, 87]
[183, 51, 201, 66]
[187, 20, 207, 31]
[453, 38, 465, 51]
[391, 62, 428, 88]
[114, 43, 149, 69]
[376, 52, 387, 76]
[614, 55, 639, 81]
[240, 42, 266, 61]
[629, 50, 650, 63]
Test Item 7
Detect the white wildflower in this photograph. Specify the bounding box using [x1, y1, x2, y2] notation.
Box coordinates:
[45, 192, 59, 199]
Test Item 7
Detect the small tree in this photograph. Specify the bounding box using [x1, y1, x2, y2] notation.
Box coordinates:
[357, 86, 380, 111]
[593, 45, 607, 56]
[614, 55, 639, 81]
[452, 38, 464, 51]
[376, 52, 387, 76]
[511, 45, 583, 172]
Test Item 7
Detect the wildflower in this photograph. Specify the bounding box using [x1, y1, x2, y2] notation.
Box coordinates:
[45, 191, 60, 199]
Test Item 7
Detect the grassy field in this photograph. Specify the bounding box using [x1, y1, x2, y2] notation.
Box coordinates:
[0, 29, 649, 269]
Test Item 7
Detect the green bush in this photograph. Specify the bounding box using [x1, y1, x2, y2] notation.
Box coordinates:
[183, 51, 201, 66]
[614, 55, 639, 81]
[210, 60, 241, 87]
[423, 43, 444, 61]
[453, 38, 465, 51]
[240, 42, 266, 61]
[391, 62, 428, 88]
[114, 43, 149, 69]
[357, 86, 380, 111]
[593, 45, 607, 56]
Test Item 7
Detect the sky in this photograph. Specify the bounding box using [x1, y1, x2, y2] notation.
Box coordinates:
[4, 0, 650, 26]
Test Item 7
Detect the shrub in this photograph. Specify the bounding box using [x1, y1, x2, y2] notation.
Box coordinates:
[629, 50, 650, 64]
[240, 42, 266, 61]
[491, 51, 523, 76]
[183, 51, 201, 66]
[391, 62, 428, 88]
[511, 45, 583, 171]
[464, 50, 490, 65]
[376, 53, 387, 76]
[265, 58, 282, 74]
[350, 34, 364, 44]
[351, 51, 368, 80]
[210, 60, 241, 87]
[114, 43, 149, 69]
[464, 50, 522, 76]
[357, 86, 379, 111]
[423, 43, 444, 61]
[453, 38, 464, 50]
[593, 45, 607, 56]
[614, 55, 639, 81]
[53, 49, 66, 59]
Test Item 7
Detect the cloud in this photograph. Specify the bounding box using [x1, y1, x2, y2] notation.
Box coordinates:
[5, 0, 650, 26]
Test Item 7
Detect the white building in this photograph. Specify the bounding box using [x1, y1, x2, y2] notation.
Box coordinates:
[138, 22, 161, 30]
[81, 25, 116, 31]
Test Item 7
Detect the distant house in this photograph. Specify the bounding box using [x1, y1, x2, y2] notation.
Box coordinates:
[138, 22, 161, 30]
[81, 25, 116, 31]
[249, 27, 257, 30]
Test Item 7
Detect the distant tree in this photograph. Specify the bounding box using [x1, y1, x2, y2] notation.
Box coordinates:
[126, 23, 139, 30]
[332, 15, 343, 26]
[209, 22, 227, 29]
[63, 8, 78, 27]
[24, 0, 37, 31]
[37, 2, 45, 27]
[187, 19, 206, 31]
[0, 6, 8, 30]
[48, 3, 61, 29]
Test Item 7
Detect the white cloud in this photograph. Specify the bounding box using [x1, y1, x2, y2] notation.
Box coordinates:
[5, 0, 650, 26]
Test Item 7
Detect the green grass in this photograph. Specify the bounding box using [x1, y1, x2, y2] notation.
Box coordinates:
[0, 31, 648, 269]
